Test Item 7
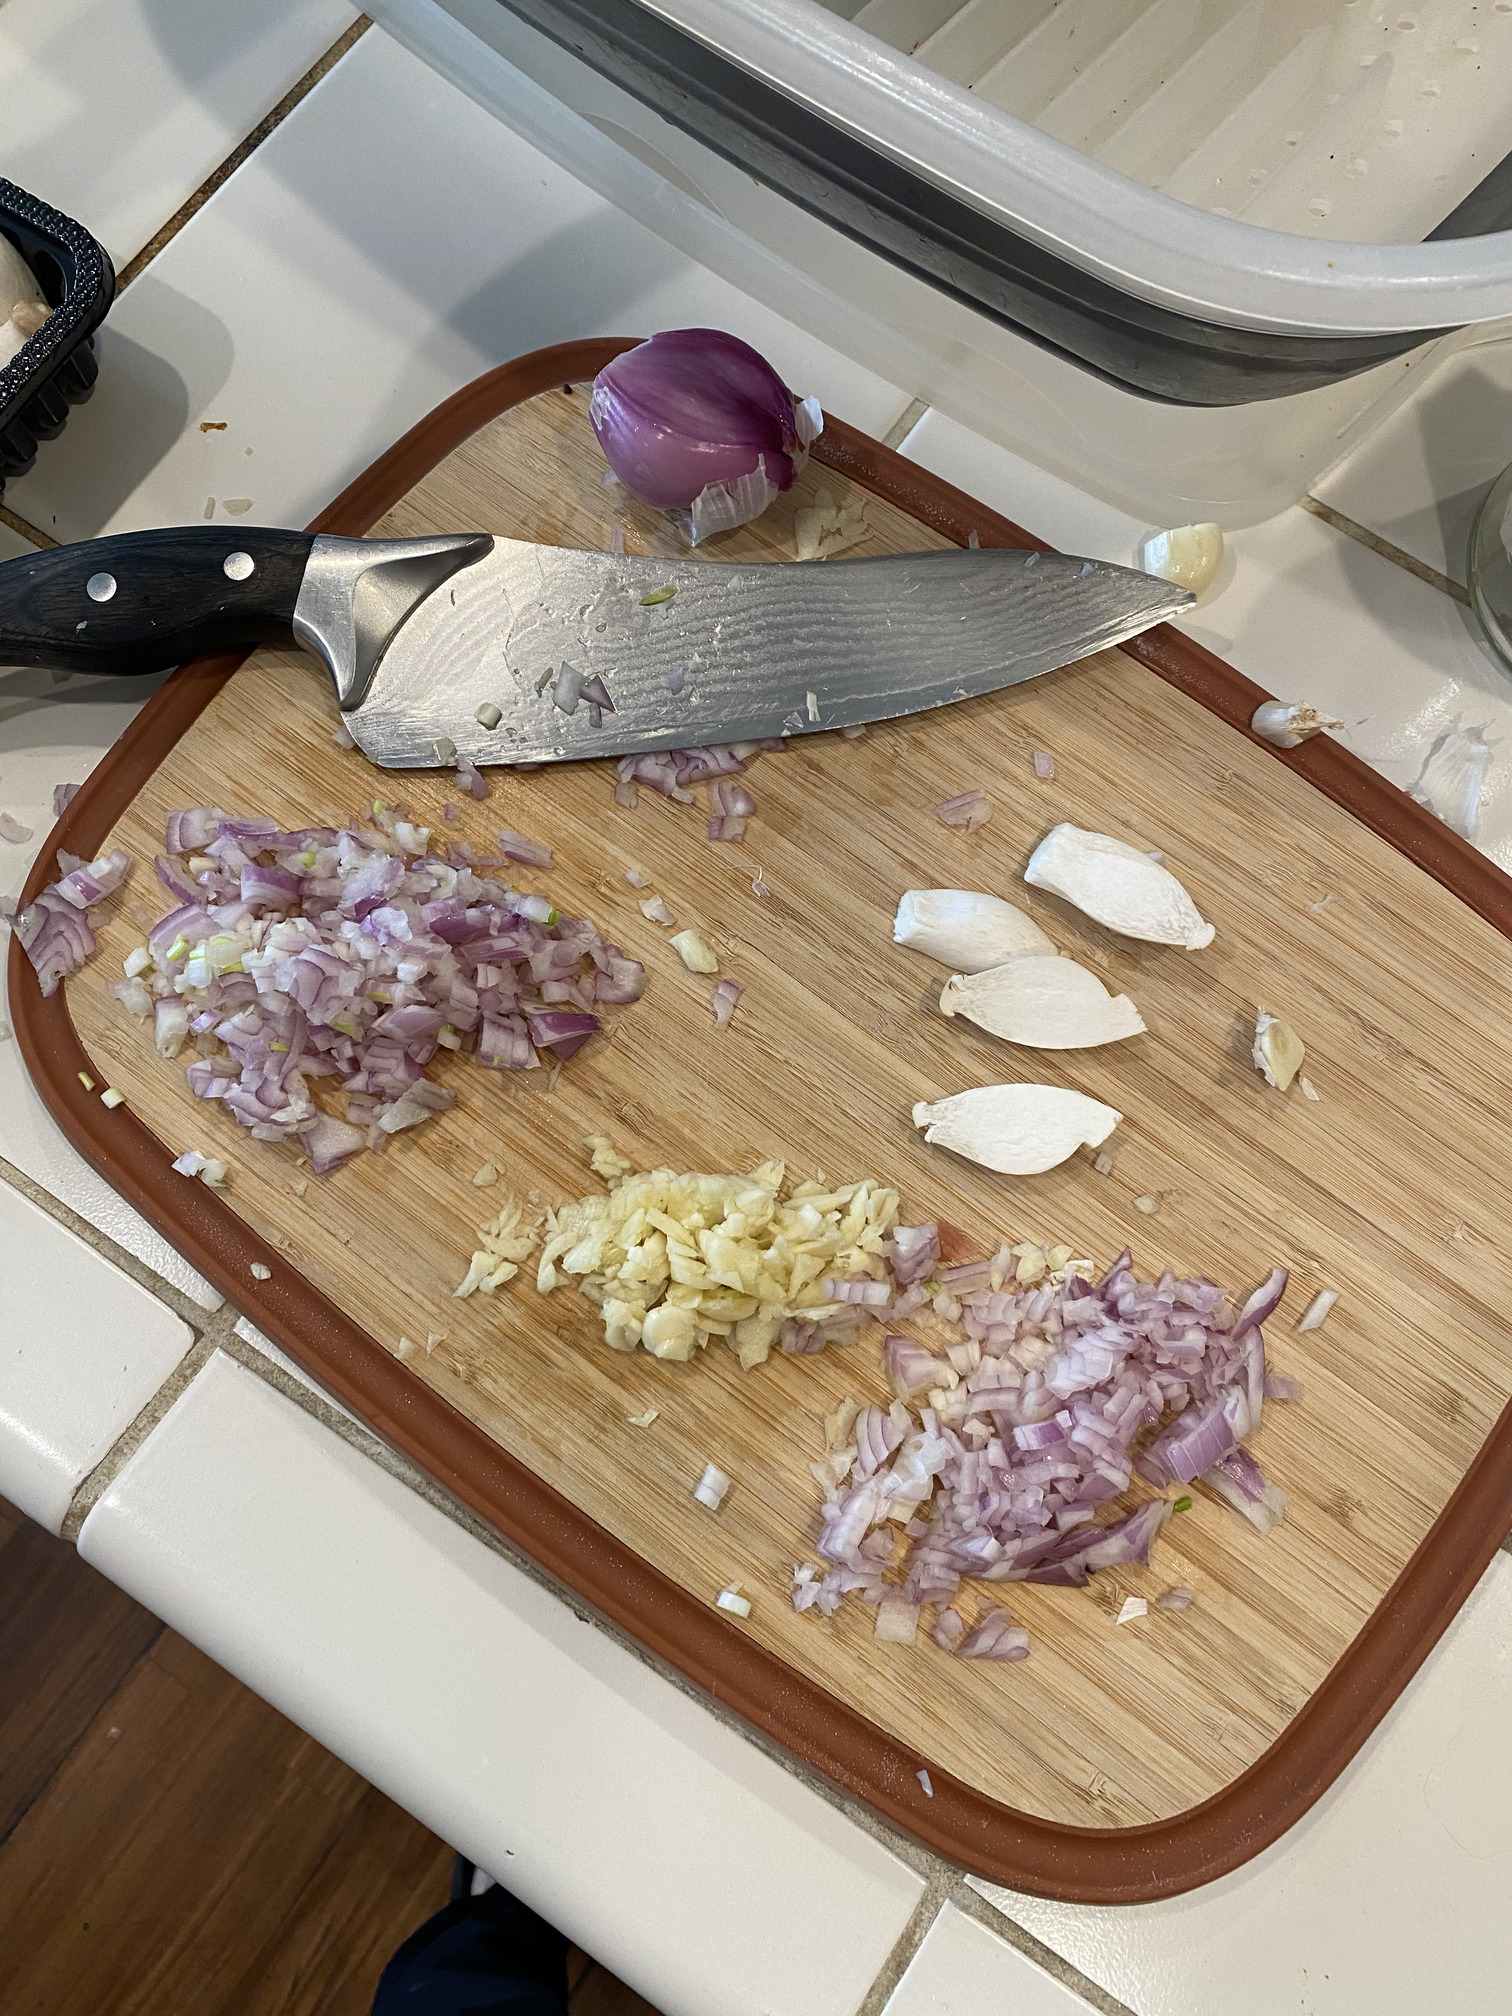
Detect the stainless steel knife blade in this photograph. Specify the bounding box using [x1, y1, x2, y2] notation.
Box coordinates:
[344, 539, 1193, 770]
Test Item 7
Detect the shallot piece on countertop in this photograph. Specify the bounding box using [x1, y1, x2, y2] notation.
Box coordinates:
[893, 889, 1054, 971]
[13, 847, 133, 996]
[1253, 1010, 1305, 1092]
[939, 956, 1145, 1049]
[959, 1610, 1031, 1660]
[1251, 700, 1343, 748]
[936, 788, 992, 834]
[874, 1593, 921, 1644]
[912, 1084, 1121, 1175]
[614, 739, 791, 849]
[1025, 824, 1213, 948]
[694, 1463, 731, 1510]
[495, 828, 552, 868]
[0, 810, 33, 843]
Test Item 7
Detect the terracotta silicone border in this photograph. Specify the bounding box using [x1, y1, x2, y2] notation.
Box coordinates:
[15, 338, 1512, 1903]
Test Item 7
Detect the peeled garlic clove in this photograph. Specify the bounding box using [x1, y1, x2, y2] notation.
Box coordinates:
[893, 889, 1054, 971]
[1253, 1009, 1305, 1092]
[939, 955, 1145, 1049]
[1142, 522, 1223, 596]
[1024, 823, 1213, 949]
[1251, 700, 1343, 748]
[912, 1084, 1121, 1175]
[669, 928, 719, 973]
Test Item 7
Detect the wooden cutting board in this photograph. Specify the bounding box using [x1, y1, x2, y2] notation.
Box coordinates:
[19, 340, 1512, 1903]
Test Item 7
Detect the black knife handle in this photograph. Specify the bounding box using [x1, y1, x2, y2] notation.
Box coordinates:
[0, 526, 315, 677]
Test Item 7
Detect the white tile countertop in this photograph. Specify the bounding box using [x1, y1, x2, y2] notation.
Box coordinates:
[3, 8, 1512, 2014]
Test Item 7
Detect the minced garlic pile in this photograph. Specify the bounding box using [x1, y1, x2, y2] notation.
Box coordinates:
[530, 1140, 901, 1367]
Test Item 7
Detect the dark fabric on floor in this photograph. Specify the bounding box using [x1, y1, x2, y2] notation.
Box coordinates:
[370, 1884, 569, 2016]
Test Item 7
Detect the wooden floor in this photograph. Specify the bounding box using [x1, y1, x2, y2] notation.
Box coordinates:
[0, 1496, 658, 2015]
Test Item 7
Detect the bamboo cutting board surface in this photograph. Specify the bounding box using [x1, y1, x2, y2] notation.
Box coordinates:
[52, 378, 1512, 1854]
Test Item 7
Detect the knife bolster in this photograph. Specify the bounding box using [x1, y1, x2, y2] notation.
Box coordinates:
[293, 534, 494, 711]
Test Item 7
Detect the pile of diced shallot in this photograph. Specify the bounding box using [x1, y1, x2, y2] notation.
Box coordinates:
[794, 1225, 1290, 1656]
[20, 804, 645, 1174]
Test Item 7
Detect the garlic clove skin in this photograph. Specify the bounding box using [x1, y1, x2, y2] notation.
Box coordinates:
[1024, 824, 1214, 949]
[1253, 1009, 1305, 1091]
[912, 1084, 1121, 1175]
[939, 955, 1145, 1049]
[1141, 523, 1223, 596]
[1408, 726, 1490, 841]
[1251, 700, 1344, 748]
[893, 889, 1055, 971]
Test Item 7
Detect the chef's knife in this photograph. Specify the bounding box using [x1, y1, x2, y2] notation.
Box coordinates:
[0, 527, 1193, 767]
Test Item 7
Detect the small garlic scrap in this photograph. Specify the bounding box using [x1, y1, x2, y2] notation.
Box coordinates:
[1253, 1009, 1305, 1092]
[669, 928, 719, 973]
[912, 1084, 1121, 1176]
[1251, 700, 1343, 748]
[1141, 523, 1223, 596]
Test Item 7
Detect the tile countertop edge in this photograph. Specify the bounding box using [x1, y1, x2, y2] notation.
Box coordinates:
[0, 1182, 195, 1535]
[76, 1348, 926, 2016]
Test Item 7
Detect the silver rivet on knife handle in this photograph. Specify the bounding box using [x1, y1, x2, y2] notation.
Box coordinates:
[293, 533, 494, 710]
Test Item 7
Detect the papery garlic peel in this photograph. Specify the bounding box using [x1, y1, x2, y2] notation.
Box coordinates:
[894, 889, 1054, 972]
[912, 1084, 1121, 1176]
[1024, 825, 1214, 949]
[939, 955, 1145, 1049]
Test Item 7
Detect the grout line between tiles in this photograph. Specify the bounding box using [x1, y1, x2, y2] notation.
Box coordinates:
[113, 15, 373, 293]
[881, 398, 930, 453]
[0, 1150, 223, 1329]
[855, 1871, 952, 2015]
[950, 1879, 1139, 2016]
[60, 1314, 234, 1541]
[1302, 495, 1472, 607]
[0, 501, 53, 548]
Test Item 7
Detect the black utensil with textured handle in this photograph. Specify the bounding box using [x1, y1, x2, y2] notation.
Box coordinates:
[0, 527, 493, 693]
